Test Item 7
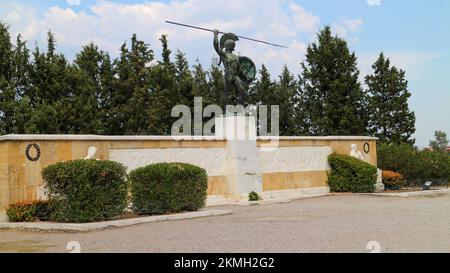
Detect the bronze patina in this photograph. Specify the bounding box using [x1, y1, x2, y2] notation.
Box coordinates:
[166, 21, 285, 105]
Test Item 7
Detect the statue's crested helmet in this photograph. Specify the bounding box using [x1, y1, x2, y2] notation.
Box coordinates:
[224, 39, 235, 51]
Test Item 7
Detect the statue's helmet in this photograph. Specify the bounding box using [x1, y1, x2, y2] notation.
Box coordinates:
[224, 39, 235, 51]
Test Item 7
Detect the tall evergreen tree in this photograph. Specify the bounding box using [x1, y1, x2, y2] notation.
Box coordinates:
[249, 65, 277, 135]
[146, 36, 180, 135]
[159, 35, 173, 68]
[75, 43, 113, 134]
[299, 26, 368, 136]
[109, 34, 154, 135]
[192, 61, 215, 104]
[174, 50, 194, 106]
[250, 65, 273, 104]
[124, 34, 154, 134]
[0, 22, 14, 134]
[365, 53, 416, 144]
[275, 65, 297, 136]
[26, 32, 73, 133]
[10, 34, 32, 133]
[208, 61, 225, 107]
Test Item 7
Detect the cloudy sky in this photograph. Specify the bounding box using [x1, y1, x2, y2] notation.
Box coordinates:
[0, 0, 449, 147]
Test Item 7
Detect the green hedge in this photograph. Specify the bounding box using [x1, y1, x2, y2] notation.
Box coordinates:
[42, 159, 128, 223]
[378, 142, 450, 184]
[327, 154, 377, 193]
[7, 200, 52, 222]
[129, 162, 208, 215]
[377, 142, 421, 181]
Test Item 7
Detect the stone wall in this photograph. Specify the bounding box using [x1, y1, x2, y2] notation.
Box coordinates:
[0, 134, 378, 220]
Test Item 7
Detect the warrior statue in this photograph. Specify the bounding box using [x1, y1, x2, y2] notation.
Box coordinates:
[213, 29, 249, 105]
[165, 21, 286, 106]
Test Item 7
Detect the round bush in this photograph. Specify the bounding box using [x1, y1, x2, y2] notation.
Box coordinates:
[42, 159, 128, 223]
[6, 200, 51, 222]
[129, 162, 208, 215]
[328, 154, 377, 193]
[382, 170, 406, 190]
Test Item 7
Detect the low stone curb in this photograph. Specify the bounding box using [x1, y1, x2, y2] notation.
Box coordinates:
[207, 194, 330, 207]
[208, 199, 291, 207]
[0, 210, 232, 232]
[364, 189, 450, 198]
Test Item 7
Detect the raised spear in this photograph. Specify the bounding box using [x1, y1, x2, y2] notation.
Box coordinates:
[165, 20, 288, 49]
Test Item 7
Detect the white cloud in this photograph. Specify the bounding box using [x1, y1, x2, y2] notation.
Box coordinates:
[332, 18, 363, 39]
[367, 0, 381, 6]
[288, 2, 320, 33]
[67, 0, 81, 6]
[4, 0, 388, 81]
[4, 0, 323, 76]
[359, 51, 440, 81]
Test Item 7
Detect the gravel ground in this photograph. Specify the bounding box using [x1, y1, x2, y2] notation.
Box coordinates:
[1, 194, 450, 253]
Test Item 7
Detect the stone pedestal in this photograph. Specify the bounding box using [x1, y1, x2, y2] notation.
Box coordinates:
[215, 114, 257, 140]
[215, 115, 262, 200]
[375, 169, 385, 192]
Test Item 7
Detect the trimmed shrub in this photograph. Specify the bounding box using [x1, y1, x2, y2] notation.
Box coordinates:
[6, 200, 52, 222]
[327, 154, 377, 193]
[248, 191, 261, 202]
[129, 162, 208, 215]
[382, 171, 406, 190]
[42, 159, 128, 223]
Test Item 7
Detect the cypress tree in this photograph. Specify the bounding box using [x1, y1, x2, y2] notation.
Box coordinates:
[174, 50, 194, 107]
[299, 26, 368, 136]
[365, 53, 416, 144]
[208, 61, 225, 108]
[275, 65, 297, 136]
[0, 22, 14, 134]
[26, 31, 73, 133]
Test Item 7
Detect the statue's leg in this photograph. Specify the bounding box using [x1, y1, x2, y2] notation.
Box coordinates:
[235, 78, 246, 105]
[223, 78, 231, 107]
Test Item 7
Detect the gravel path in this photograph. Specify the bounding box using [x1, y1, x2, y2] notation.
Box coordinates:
[1, 194, 450, 253]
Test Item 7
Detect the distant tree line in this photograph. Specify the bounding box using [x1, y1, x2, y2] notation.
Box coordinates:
[0, 22, 416, 144]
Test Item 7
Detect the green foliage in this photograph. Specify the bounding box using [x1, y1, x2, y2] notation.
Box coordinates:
[6, 200, 52, 222]
[418, 150, 450, 181]
[0, 24, 32, 135]
[377, 142, 420, 181]
[0, 22, 417, 140]
[429, 130, 449, 152]
[366, 53, 416, 145]
[298, 26, 368, 136]
[327, 154, 377, 193]
[378, 142, 450, 183]
[248, 65, 297, 136]
[42, 160, 128, 223]
[129, 163, 207, 215]
[248, 191, 261, 202]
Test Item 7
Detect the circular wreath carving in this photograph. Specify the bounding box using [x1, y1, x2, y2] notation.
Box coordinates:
[363, 142, 370, 154]
[25, 143, 41, 162]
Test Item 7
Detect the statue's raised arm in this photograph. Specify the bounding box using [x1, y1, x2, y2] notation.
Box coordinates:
[165, 21, 284, 105]
[213, 29, 223, 56]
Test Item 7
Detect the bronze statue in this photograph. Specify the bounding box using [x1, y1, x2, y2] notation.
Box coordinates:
[165, 21, 286, 105]
[213, 30, 247, 105]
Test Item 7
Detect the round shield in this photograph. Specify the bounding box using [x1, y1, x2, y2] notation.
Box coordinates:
[239, 56, 256, 84]
[220, 33, 239, 50]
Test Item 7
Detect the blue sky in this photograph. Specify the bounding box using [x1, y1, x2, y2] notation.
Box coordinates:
[0, 0, 449, 147]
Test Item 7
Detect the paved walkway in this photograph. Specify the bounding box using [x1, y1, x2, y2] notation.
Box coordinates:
[1, 194, 450, 253]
